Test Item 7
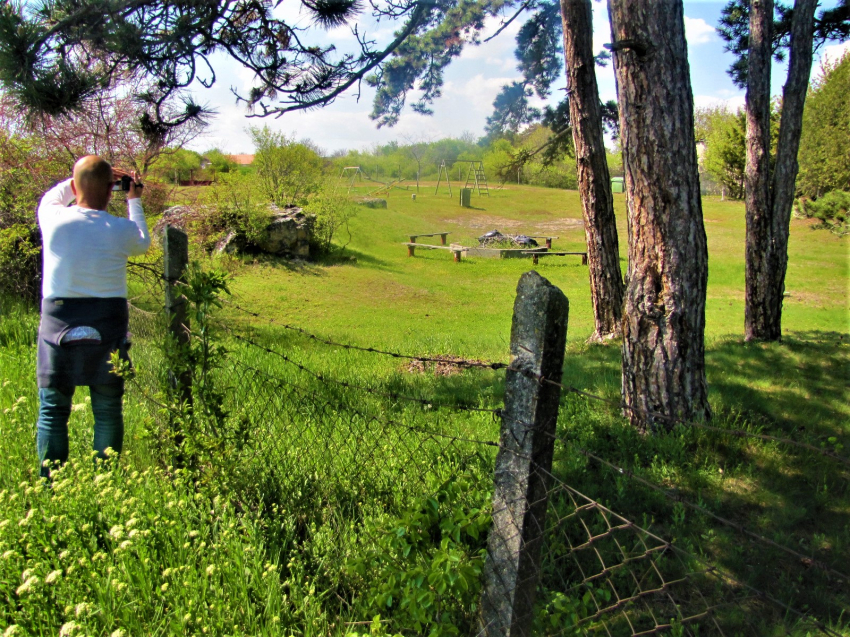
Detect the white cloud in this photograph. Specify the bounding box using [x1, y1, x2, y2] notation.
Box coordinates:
[684, 17, 715, 45]
[693, 94, 745, 113]
[819, 41, 850, 64]
[444, 74, 522, 113]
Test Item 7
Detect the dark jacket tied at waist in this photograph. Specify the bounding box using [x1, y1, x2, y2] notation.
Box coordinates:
[37, 297, 131, 391]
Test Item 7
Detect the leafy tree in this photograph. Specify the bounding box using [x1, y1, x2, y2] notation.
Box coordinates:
[155, 148, 203, 184]
[797, 51, 850, 197]
[21, 85, 205, 177]
[698, 106, 747, 199]
[0, 0, 523, 133]
[249, 126, 325, 207]
[204, 149, 239, 175]
[717, 0, 849, 86]
[718, 0, 849, 342]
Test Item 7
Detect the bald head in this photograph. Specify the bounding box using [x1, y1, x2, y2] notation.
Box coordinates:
[72, 155, 113, 211]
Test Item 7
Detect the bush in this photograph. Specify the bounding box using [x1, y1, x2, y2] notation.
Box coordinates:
[195, 173, 271, 251]
[0, 223, 41, 302]
[305, 186, 358, 254]
[795, 190, 850, 235]
[0, 132, 69, 229]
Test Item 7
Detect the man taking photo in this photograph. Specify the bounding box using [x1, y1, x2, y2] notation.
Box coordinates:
[36, 155, 151, 478]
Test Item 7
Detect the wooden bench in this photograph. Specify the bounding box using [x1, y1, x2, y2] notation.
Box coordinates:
[525, 235, 560, 249]
[522, 250, 588, 265]
[403, 242, 464, 262]
[408, 232, 451, 245]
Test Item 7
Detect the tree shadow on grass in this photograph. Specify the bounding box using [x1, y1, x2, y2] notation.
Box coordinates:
[705, 330, 849, 442]
[543, 331, 850, 628]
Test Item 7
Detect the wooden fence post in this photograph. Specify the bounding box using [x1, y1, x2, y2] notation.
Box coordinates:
[163, 225, 191, 405]
[480, 271, 569, 636]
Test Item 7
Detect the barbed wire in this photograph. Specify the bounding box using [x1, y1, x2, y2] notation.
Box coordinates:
[226, 349, 842, 636]
[213, 318, 503, 416]
[228, 358, 501, 451]
[222, 298, 510, 370]
[504, 366, 850, 467]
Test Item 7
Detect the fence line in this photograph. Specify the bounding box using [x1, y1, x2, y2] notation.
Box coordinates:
[123, 237, 844, 635]
[528, 462, 843, 637]
[230, 358, 502, 450]
[222, 332, 839, 635]
[215, 321, 503, 415]
[224, 296, 849, 467]
[217, 312, 848, 586]
[526, 370, 850, 467]
[223, 298, 510, 370]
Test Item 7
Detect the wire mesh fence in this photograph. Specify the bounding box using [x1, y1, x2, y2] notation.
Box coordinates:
[121, 250, 845, 636]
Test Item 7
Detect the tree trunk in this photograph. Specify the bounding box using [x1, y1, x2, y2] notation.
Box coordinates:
[561, 0, 625, 342]
[608, 0, 711, 431]
[744, 0, 817, 341]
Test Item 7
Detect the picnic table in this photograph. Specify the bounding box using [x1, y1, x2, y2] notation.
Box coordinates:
[522, 251, 588, 265]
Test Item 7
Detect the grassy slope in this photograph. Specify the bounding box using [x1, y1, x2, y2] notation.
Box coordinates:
[226, 183, 849, 425]
[228, 182, 847, 345]
[1, 182, 847, 634]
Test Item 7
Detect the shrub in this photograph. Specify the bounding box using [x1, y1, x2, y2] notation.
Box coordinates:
[795, 190, 850, 235]
[194, 173, 270, 251]
[0, 132, 69, 229]
[0, 223, 41, 302]
[304, 186, 358, 254]
[250, 126, 325, 207]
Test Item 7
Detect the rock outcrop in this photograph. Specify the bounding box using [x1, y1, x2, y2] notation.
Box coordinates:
[256, 206, 314, 257]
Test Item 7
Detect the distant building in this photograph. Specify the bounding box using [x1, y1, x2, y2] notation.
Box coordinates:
[227, 154, 255, 165]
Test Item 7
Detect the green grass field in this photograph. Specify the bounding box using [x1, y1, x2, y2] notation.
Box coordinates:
[0, 183, 847, 635]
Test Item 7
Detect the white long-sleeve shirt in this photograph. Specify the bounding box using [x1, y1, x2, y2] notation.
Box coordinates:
[38, 178, 151, 299]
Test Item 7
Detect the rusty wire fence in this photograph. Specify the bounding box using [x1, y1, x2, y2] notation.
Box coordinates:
[123, 253, 847, 637]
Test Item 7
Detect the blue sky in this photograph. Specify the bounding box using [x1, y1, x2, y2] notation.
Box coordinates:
[186, 1, 849, 154]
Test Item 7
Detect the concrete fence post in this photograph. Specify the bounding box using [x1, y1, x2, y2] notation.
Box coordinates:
[163, 225, 191, 405]
[479, 271, 569, 636]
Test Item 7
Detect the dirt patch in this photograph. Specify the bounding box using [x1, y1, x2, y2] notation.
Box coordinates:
[406, 355, 491, 377]
[443, 214, 584, 232]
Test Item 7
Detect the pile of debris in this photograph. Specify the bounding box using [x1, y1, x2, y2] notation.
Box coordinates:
[477, 229, 539, 248]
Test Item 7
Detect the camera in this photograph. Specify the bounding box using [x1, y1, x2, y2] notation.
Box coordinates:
[112, 175, 144, 191]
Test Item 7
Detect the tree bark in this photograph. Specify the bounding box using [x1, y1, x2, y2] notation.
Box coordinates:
[560, 0, 625, 342]
[744, 0, 817, 341]
[608, 0, 711, 431]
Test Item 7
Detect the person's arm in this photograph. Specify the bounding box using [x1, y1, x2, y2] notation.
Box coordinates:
[125, 196, 151, 256]
[117, 171, 151, 256]
[36, 178, 75, 226]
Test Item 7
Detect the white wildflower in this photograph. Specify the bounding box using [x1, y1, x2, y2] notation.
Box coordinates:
[74, 602, 92, 617]
[205, 564, 215, 576]
[45, 569, 62, 584]
[110, 630, 126, 637]
[59, 621, 81, 636]
[16, 576, 39, 595]
[3, 625, 21, 636]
